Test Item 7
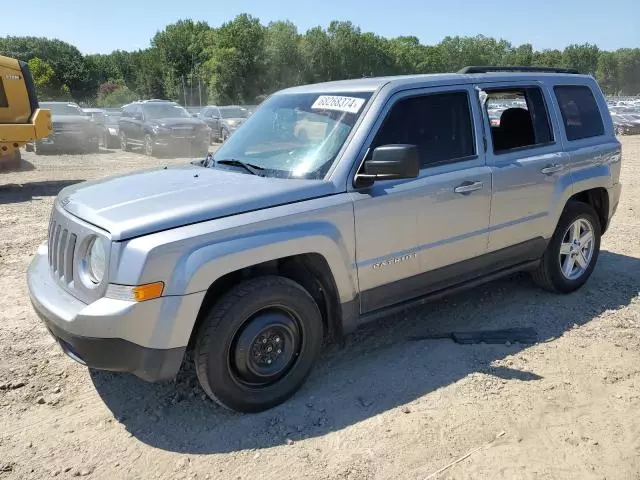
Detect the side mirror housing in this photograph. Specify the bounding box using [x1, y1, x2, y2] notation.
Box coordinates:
[355, 144, 420, 187]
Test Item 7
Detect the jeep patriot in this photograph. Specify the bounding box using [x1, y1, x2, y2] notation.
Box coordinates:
[28, 66, 622, 412]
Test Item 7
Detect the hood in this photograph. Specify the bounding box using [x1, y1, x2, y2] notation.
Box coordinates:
[57, 165, 334, 241]
[147, 117, 205, 128]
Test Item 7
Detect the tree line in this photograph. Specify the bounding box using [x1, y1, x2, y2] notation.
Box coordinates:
[1, 14, 639, 107]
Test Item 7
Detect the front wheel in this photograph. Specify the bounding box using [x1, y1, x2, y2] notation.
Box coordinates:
[143, 134, 155, 157]
[119, 132, 130, 151]
[194, 276, 323, 413]
[532, 201, 601, 293]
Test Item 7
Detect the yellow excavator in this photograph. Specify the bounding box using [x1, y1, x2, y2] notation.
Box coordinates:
[0, 55, 52, 171]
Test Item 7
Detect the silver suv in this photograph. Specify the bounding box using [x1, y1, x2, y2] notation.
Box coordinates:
[28, 66, 622, 413]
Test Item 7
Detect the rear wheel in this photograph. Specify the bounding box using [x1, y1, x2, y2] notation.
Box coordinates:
[532, 201, 601, 293]
[195, 276, 323, 413]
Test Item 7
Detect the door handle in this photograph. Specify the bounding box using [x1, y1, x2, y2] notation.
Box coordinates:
[454, 181, 484, 194]
[541, 164, 564, 175]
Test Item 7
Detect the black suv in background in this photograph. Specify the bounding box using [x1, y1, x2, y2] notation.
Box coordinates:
[29, 102, 100, 154]
[118, 100, 210, 157]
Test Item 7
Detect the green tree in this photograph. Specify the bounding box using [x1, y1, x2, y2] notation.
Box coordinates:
[562, 43, 600, 75]
[596, 52, 620, 94]
[204, 14, 266, 104]
[264, 21, 303, 92]
[152, 19, 211, 103]
[616, 48, 640, 94]
[96, 85, 138, 107]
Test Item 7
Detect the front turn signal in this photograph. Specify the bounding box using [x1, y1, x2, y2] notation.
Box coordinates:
[106, 282, 164, 302]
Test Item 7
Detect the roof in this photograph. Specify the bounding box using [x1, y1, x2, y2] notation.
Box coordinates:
[279, 71, 592, 95]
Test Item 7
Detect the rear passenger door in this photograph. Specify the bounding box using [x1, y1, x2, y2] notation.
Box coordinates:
[351, 86, 491, 313]
[551, 83, 620, 197]
[477, 82, 571, 254]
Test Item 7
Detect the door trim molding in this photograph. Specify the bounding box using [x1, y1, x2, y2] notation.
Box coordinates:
[360, 237, 547, 313]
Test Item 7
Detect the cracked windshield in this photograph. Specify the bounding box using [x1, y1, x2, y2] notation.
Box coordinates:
[1, 0, 639, 478]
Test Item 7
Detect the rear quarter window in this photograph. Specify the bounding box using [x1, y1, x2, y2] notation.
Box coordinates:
[554, 85, 605, 141]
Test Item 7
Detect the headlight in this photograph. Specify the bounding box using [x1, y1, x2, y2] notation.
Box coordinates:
[152, 125, 169, 134]
[86, 237, 106, 284]
[107, 127, 117, 135]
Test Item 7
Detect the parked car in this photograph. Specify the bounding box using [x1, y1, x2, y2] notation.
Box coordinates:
[186, 107, 202, 118]
[200, 105, 249, 143]
[99, 111, 122, 149]
[28, 66, 621, 413]
[117, 100, 210, 157]
[613, 114, 640, 135]
[29, 102, 100, 154]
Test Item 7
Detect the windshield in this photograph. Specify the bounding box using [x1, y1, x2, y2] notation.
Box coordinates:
[220, 107, 249, 119]
[142, 103, 191, 120]
[212, 92, 372, 179]
[43, 103, 84, 116]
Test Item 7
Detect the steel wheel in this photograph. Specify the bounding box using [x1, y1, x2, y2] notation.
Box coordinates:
[558, 218, 595, 280]
[230, 308, 301, 387]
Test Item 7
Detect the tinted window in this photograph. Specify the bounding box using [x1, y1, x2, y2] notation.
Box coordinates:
[484, 87, 553, 152]
[554, 85, 604, 140]
[0, 79, 7, 108]
[141, 103, 190, 119]
[41, 103, 84, 116]
[371, 91, 475, 168]
[220, 107, 249, 119]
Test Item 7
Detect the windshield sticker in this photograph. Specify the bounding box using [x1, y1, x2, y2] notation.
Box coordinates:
[311, 96, 365, 114]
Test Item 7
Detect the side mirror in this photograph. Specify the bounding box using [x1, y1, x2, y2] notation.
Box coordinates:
[355, 144, 420, 187]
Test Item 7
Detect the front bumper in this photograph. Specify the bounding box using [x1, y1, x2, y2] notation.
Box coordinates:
[27, 244, 187, 382]
[39, 131, 99, 149]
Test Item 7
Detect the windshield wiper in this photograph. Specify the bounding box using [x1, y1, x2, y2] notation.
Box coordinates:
[215, 159, 265, 176]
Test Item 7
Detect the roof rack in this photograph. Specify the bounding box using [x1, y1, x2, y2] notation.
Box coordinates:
[457, 66, 580, 74]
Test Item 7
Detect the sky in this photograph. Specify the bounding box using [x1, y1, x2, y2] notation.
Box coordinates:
[4, 0, 639, 54]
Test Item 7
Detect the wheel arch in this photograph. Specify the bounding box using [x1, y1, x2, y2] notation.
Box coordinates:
[567, 187, 609, 233]
[187, 252, 345, 350]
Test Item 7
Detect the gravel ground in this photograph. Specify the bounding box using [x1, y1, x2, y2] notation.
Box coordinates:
[0, 140, 639, 480]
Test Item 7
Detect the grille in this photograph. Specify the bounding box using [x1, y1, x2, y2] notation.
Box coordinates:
[48, 218, 77, 284]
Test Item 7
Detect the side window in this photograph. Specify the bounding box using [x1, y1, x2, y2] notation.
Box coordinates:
[554, 85, 604, 141]
[370, 91, 475, 168]
[484, 87, 553, 153]
[122, 106, 133, 118]
[0, 79, 8, 108]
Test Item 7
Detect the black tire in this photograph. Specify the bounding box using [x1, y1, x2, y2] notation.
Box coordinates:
[119, 132, 130, 151]
[532, 201, 601, 293]
[195, 276, 323, 413]
[143, 134, 155, 157]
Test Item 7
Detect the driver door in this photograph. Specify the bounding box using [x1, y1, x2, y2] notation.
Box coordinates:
[351, 86, 491, 313]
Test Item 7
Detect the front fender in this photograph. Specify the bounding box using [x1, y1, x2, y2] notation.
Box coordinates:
[165, 221, 358, 304]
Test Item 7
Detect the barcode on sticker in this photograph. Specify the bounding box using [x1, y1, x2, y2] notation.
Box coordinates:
[311, 95, 365, 114]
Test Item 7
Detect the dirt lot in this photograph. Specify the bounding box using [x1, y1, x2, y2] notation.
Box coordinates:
[0, 140, 639, 480]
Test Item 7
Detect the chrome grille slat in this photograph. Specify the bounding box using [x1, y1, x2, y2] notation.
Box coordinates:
[64, 234, 77, 282]
[48, 220, 56, 266]
[57, 229, 67, 277]
[51, 225, 61, 274]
